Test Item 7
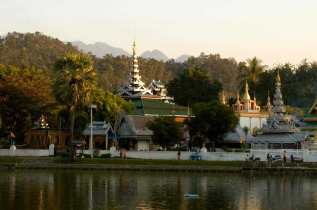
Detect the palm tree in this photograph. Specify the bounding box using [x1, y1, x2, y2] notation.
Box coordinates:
[238, 57, 267, 94]
[52, 53, 97, 158]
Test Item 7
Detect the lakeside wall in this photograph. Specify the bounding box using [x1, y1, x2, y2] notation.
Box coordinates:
[2, 146, 317, 162]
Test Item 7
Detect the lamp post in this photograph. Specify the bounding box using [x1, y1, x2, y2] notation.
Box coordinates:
[88, 104, 97, 158]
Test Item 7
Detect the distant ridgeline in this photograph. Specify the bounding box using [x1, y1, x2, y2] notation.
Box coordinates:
[0, 31, 316, 108]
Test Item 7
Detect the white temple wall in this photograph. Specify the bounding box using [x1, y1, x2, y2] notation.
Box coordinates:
[137, 140, 149, 151]
[239, 116, 264, 134]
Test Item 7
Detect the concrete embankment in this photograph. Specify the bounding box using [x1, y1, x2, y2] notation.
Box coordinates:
[1, 163, 317, 174]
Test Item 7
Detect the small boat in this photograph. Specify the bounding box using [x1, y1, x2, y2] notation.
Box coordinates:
[184, 194, 198, 198]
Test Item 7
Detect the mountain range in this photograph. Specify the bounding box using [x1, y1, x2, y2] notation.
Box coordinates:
[71, 41, 190, 62]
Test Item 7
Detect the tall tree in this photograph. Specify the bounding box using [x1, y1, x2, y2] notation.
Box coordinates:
[238, 57, 267, 96]
[146, 116, 183, 150]
[189, 100, 239, 151]
[0, 64, 56, 143]
[167, 68, 222, 106]
[52, 53, 97, 157]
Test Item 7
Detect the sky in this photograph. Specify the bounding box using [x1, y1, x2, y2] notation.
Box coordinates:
[1, 0, 317, 67]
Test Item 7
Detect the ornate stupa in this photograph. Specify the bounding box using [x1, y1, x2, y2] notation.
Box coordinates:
[232, 81, 260, 113]
[271, 69, 286, 114]
[255, 70, 302, 149]
[263, 91, 272, 113]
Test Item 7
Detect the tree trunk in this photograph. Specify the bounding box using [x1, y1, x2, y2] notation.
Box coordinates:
[70, 110, 75, 159]
[212, 141, 215, 152]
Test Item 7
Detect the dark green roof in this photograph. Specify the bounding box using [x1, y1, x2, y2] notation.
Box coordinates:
[131, 99, 193, 116]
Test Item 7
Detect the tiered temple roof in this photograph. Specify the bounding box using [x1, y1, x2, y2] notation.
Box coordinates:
[232, 81, 260, 113]
[117, 41, 154, 100]
[255, 70, 303, 146]
[117, 41, 173, 102]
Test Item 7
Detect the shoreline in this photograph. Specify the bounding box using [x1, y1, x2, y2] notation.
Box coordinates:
[1, 163, 317, 174]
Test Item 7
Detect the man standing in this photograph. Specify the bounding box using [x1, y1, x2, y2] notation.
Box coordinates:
[283, 151, 287, 163]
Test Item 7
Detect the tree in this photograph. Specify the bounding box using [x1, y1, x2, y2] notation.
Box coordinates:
[146, 116, 183, 150]
[167, 68, 223, 106]
[238, 57, 267, 96]
[0, 64, 56, 143]
[92, 88, 133, 126]
[52, 53, 97, 157]
[189, 100, 239, 151]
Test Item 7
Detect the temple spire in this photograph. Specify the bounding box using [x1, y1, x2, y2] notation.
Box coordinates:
[243, 81, 250, 100]
[267, 91, 271, 106]
[133, 40, 136, 56]
[222, 91, 226, 105]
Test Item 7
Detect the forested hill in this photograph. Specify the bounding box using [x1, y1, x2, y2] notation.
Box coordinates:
[0, 32, 240, 96]
[0, 32, 79, 70]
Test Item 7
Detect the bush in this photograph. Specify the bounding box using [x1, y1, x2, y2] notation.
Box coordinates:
[61, 152, 69, 158]
[0, 139, 8, 145]
[83, 154, 91, 158]
[234, 149, 244, 153]
[100, 153, 111, 158]
[226, 148, 233, 152]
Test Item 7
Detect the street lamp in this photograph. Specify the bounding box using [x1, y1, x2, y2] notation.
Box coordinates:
[88, 104, 97, 158]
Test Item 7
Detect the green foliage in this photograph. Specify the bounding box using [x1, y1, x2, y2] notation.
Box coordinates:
[189, 100, 239, 151]
[92, 88, 133, 125]
[238, 57, 267, 96]
[0, 139, 8, 145]
[146, 116, 183, 150]
[226, 148, 233, 152]
[285, 105, 305, 120]
[0, 32, 78, 70]
[61, 152, 70, 158]
[52, 53, 97, 157]
[167, 69, 223, 106]
[100, 153, 111, 158]
[0, 64, 57, 142]
[243, 126, 249, 135]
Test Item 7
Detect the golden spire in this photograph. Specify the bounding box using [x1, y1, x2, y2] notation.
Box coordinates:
[222, 91, 226, 105]
[267, 91, 271, 105]
[254, 91, 256, 102]
[244, 81, 250, 100]
[276, 69, 280, 82]
[133, 40, 136, 55]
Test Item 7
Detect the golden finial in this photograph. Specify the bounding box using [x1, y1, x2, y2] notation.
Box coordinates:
[222, 91, 226, 105]
[187, 105, 190, 118]
[276, 69, 280, 82]
[267, 91, 271, 105]
[133, 40, 136, 55]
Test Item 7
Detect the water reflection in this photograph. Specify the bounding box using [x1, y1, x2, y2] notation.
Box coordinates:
[0, 170, 316, 209]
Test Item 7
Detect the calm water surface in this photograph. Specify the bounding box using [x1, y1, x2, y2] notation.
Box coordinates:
[0, 170, 316, 210]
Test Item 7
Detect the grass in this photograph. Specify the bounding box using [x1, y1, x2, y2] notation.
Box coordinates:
[0, 157, 24, 163]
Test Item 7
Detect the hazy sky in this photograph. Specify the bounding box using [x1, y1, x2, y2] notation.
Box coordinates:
[1, 0, 317, 67]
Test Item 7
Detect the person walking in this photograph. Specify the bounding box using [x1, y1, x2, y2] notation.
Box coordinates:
[177, 151, 181, 160]
[120, 148, 123, 158]
[283, 151, 287, 163]
[123, 148, 127, 158]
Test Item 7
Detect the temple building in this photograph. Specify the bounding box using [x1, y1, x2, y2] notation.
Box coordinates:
[298, 98, 317, 149]
[231, 81, 269, 135]
[117, 41, 192, 121]
[253, 70, 304, 149]
[116, 41, 193, 151]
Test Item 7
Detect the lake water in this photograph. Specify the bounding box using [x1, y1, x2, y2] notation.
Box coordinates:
[0, 170, 316, 210]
